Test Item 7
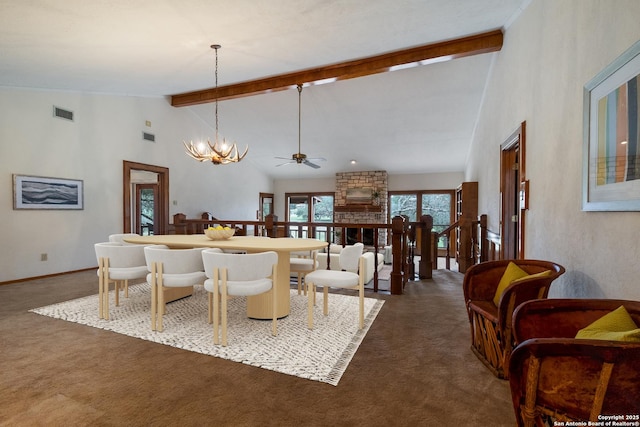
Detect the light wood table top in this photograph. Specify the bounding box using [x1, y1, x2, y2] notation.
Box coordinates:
[124, 235, 328, 319]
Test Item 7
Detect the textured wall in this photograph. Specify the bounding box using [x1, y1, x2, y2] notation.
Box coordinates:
[466, 0, 640, 299]
[0, 88, 272, 282]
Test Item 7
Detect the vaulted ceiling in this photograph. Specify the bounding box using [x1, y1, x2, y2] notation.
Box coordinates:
[0, 0, 529, 179]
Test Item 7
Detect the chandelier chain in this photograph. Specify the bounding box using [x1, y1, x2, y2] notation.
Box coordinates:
[182, 43, 248, 165]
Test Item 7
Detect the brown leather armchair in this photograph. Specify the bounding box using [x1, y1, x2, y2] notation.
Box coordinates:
[509, 299, 640, 426]
[462, 259, 565, 379]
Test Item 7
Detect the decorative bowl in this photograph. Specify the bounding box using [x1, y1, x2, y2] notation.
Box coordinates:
[204, 227, 235, 240]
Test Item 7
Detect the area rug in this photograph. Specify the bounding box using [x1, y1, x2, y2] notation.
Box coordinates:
[30, 283, 384, 386]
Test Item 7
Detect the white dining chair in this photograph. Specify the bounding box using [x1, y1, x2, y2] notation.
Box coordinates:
[304, 243, 365, 330]
[289, 250, 318, 295]
[106, 233, 142, 297]
[94, 242, 148, 320]
[202, 250, 278, 346]
[108, 233, 140, 244]
[144, 245, 211, 332]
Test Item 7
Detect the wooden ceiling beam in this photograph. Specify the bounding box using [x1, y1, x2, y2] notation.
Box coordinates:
[170, 29, 503, 107]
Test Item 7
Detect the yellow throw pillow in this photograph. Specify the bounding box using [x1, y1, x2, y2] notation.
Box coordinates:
[575, 305, 640, 342]
[493, 262, 529, 306]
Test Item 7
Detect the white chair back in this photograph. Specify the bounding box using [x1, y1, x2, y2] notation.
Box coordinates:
[94, 242, 146, 268]
[339, 243, 364, 272]
[144, 246, 208, 274]
[108, 233, 140, 244]
[202, 250, 277, 281]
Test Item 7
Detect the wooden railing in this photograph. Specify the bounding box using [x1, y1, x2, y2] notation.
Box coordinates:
[170, 211, 502, 284]
[474, 214, 501, 263]
[170, 213, 417, 295]
[421, 213, 502, 273]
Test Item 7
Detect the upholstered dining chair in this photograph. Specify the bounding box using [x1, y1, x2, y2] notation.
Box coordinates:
[289, 250, 318, 295]
[304, 243, 365, 330]
[106, 233, 141, 297]
[94, 242, 148, 320]
[201, 250, 279, 346]
[144, 245, 210, 332]
[108, 233, 140, 244]
[509, 299, 640, 426]
[462, 259, 565, 379]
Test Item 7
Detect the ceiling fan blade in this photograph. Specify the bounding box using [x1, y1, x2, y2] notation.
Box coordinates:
[303, 160, 321, 169]
[307, 157, 326, 162]
[276, 161, 296, 167]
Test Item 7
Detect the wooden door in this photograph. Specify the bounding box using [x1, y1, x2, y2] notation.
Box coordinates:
[500, 122, 526, 260]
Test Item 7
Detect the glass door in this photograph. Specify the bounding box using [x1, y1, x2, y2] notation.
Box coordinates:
[135, 184, 158, 235]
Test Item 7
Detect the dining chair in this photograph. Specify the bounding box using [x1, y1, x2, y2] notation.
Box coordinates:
[201, 250, 278, 346]
[304, 243, 365, 330]
[106, 233, 141, 297]
[144, 245, 211, 332]
[289, 250, 318, 295]
[94, 242, 148, 320]
[108, 233, 140, 244]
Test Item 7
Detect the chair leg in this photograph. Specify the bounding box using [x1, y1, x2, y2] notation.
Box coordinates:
[115, 280, 120, 307]
[98, 258, 105, 319]
[221, 270, 228, 347]
[104, 258, 110, 320]
[151, 262, 157, 331]
[323, 286, 329, 316]
[213, 269, 220, 345]
[207, 292, 213, 324]
[297, 273, 302, 295]
[124, 279, 129, 298]
[307, 282, 314, 329]
[358, 283, 364, 330]
[157, 263, 165, 332]
[272, 265, 277, 337]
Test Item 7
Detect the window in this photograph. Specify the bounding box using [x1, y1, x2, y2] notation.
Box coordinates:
[285, 192, 334, 239]
[389, 190, 454, 249]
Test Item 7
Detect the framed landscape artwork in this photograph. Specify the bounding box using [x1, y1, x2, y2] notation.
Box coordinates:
[583, 39, 640, 211]
[13, 174, 84, 210]
[345, 187, 373, 204]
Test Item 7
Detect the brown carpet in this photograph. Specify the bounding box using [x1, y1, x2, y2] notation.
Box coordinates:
[0, 269, 515, 426]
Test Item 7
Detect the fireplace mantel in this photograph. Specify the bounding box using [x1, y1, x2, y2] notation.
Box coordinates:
[334, 205, 382, 213]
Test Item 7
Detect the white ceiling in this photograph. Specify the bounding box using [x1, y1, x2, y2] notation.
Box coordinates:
[0, 0, 529, 179]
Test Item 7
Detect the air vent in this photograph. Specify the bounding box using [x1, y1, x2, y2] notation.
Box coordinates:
[53, 106, 74, 121]
[142, 132, 155, 142]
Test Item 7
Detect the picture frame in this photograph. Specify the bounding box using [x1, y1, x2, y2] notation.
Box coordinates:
[583, 39, 640, 211]
[345, 187, 374, 204]
[13, 174, 84, 210]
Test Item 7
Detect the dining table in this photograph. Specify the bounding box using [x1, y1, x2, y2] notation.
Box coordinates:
[123, 234, 328, 319]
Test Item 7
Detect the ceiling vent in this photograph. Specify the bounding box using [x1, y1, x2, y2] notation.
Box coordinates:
[142, 132, 156, 142]
[53, 106, 74, 121]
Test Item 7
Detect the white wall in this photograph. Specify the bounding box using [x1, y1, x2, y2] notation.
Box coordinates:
[0, 88, 272, 282]
[467, 0, 640, 300]
[388, 172, 464, 191]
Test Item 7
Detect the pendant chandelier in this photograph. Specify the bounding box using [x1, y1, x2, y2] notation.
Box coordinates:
[183, 44, 248, 165]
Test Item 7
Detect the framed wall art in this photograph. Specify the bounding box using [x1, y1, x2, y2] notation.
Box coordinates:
[13, 174, 84, 210]
[583, 39, 640, 211]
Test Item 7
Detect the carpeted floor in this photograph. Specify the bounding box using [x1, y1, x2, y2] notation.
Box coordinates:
[0, 268, 515, 426]
[29, 284, 384, 386]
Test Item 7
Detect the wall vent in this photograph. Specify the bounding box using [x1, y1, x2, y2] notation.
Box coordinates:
[142, 132, 156, 142]
[53, 106, 74, 121]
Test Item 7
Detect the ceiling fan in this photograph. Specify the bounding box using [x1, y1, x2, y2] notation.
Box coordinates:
[275, 84, 326, 169]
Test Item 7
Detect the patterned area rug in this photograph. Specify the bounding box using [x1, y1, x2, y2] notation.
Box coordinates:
[30, 284, 384, 386]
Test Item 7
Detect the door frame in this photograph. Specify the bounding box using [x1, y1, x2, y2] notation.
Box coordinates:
[500, 121, 526, 260]
[123, 161, 169, 235]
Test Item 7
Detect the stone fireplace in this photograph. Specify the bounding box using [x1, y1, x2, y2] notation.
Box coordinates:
[335, 170, 388, 246]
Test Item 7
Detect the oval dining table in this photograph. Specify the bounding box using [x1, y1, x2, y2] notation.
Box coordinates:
[123, 234, 328, 319]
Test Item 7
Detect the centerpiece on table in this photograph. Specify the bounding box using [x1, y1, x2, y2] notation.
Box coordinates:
[204, 225, 235, 240]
